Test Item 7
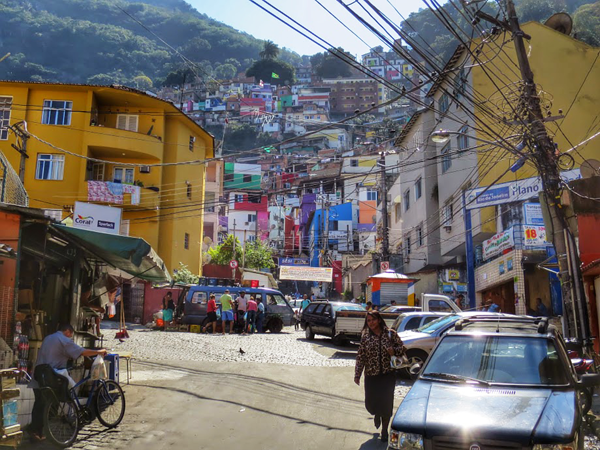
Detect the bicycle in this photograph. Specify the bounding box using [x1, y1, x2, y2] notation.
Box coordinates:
[36, 358, 126, 448]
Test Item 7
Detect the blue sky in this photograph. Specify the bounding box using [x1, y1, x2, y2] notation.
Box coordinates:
[188, 0, 426, 57]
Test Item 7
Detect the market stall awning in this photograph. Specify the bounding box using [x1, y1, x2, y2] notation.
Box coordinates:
[52, 225, 171, 282]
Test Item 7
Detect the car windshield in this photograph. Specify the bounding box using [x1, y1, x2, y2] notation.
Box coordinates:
[416, 314, 460, 334]
[332, 304, 366, 312]
[422, 335, 569, 385]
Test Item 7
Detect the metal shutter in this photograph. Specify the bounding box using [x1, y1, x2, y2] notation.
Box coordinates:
[380, 283, 408, 305]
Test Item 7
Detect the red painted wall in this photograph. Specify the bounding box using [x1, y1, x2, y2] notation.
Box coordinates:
[0, 211, 20, 342]
[233, 195, 268, 212]
[142, 286, 185, 325]
[578, 214, 600, 266]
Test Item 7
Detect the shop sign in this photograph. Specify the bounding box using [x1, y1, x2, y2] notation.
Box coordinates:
[447, 269, 460, 280]
[278, 257, 310, 266]
[523, 225, 548, 247]
[456, 283, 467, 293]
[328, 231, 347, 240]
[507, 257, 514, 271]
[499, 261, 505, 275]
[442, 282, 454, 293]
[280, 266, 332, 282]
[73, 202, 121, 235]
[482, 228, 514, 260]
[523, 203, 544, 225]
[465, 169, 581, 210]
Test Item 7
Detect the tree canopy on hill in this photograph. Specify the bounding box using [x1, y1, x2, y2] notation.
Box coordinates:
[0, 0, 302, 85]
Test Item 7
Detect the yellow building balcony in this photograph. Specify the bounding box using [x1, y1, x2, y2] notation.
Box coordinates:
[86, 125, 164, 161]
[81, 181, 159, 210]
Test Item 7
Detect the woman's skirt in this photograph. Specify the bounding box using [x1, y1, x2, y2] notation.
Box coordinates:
[364, 372, 396, 418]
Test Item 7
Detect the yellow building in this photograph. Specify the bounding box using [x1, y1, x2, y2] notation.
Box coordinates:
[0, 82, 214, 275]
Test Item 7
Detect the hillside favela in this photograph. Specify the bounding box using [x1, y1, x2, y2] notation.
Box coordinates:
[0, 0, 600, 449]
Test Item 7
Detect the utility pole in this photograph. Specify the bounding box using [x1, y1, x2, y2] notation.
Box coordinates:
[10, 121, 29, 183]
[479, 1, 588, 341]
[232, 219, 237, 283]
[379, 152, 390, 263]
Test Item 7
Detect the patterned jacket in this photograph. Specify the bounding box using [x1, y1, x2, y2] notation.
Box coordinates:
[355, 328, 406, 379]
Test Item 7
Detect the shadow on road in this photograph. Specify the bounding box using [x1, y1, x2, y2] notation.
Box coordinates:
[358, 435, 387, 449]
[134, 383, 374, 437]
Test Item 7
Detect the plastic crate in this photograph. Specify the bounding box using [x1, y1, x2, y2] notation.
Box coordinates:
[190, 325, 201, 334]
[178, 325, 189, 332]
[164, 324, 179, 332]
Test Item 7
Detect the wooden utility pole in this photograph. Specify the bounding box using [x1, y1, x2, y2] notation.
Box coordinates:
[479, 1, 588, 340]
[10, 122, 29, 183]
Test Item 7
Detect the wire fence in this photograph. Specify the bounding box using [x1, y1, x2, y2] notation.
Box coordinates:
[0, 150, 28, 207]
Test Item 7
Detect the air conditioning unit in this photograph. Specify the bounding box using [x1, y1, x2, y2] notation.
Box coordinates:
[444, 225, 452, 232]
[139, 166, 151, 174]
[404, 256, 410, 264]
[244, 222, 250, 226]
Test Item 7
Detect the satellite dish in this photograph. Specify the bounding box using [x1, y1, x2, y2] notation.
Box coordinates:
[544, 13, 573, 35]
[203, 236, 213, 245]
[202, 253, 212, 265]
[581, 159, 600, 178]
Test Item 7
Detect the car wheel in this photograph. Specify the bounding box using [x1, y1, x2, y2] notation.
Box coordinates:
[305, 325, 315, 340]
[399, 349, 428, 379]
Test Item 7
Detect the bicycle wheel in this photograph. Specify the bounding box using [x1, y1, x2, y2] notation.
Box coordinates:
[95, 380, 126, 428]
[43, 398, 79, 448]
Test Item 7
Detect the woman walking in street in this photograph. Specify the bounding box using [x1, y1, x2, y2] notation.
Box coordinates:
[354, 311, 406, 443]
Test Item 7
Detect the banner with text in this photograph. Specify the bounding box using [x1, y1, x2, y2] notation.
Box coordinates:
[523, 225, 548, 247]
[482, 228, 514, 260]
[279, 266, 333, 282]
[73, 201, 122, 235]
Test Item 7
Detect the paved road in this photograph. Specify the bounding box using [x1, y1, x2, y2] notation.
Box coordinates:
[20, 327, 600, 449]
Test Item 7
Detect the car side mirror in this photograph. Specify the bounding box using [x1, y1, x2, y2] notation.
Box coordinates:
[410, 363, 422, 377]
[579, 373, 600, 388]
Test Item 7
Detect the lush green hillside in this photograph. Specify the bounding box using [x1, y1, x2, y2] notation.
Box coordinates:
[0, 0, 302, 86]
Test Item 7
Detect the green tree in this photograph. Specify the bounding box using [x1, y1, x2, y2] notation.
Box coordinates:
[162, 67, 196, 87]
[246, 59, 294, 85]
[132, 75, 153, 90]
[573, 2, 600, 46]
[311, 48, 355, 78]
[259, 40, 280, 59]
[207, 234, 243, 266]
[172, 263, 199, 284]
[214, 63, 237, 80]
[244, 240, 276, 270]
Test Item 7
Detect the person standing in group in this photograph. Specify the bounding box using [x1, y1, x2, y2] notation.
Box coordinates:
[300, 294, 311, 313]
[246, 296, 258, 334]
[220, 289, 235, 334]
[236, 291, 248, 335]
[256, 298, 265, 333]
[203, 294, 218, 334]
[354, 311, 406, 443]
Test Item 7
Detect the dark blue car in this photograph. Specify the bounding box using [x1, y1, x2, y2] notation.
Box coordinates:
[388, 316, 600, 450]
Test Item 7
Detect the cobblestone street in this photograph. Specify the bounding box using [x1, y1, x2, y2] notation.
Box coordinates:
[19, 327, 600, 449]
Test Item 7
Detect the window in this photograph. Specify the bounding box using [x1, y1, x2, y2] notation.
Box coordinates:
[91, 163, 105, 181]
[235, 194, 244, 203]
[405, 235, 412, 255]
[404, 190, 410, 211]
[441, 143, 452, 173]
[205, 192, 215, 213]
[405, 317, 421, 330]
[36, 154, 65, 180]
[438, 93, 449, 115]
[0, 97, 12, 140]
[224, 173, 234, 183]
[442, 202, 454, 225]
[366, 190, 378, 201]
[42, 100, 72, 126]
[395, 203, 401, 222]
[189, 136, 195, 152]
[457, 126, 469, 151]
[113, 167, 134, 184]
[184, 233, 190, 250]
[455, 67, 466, 99]
[248, 235, 257, 243]
[417, 227, 423, 247]
[116, 114, 139, 132]
[243, 174, 252, 183]
[247, 214, 257, 223]
[186, 183, 192, 199]
[415, 178, 422, 200]
[350, 159, 358, 167]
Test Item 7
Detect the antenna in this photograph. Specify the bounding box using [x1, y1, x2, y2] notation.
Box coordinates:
[580, 159, 600, 178]
[544, 13, 573, 35]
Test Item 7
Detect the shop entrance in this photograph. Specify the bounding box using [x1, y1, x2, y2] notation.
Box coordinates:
[481, 280, 515, 314]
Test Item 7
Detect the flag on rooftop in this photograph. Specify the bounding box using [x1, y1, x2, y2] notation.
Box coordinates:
[271, 72, 279, 79]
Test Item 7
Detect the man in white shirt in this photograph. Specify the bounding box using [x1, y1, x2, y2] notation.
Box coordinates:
[236, 291, 248, 335]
